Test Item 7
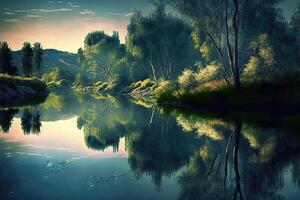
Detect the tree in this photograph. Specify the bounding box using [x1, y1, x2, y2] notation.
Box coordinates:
[22, 42, 33, 77]
[126, 2, 199, 82]
[77, 47, 85, 67]
[83, 31, 126, 82]
[0, 42, 17, 75]
[32, 42, 43, 76]
[290, 1, 300, 61]
[170, 0, 297, 88]
[291, 2, 300, 38]
[242, 34, 276, 82]
[171, 0, 241, 88]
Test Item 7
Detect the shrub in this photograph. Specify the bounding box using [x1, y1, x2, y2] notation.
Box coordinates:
[195, 62, 223, 84]
[242, 34, 277, 82]
[153, 80, 177, 102]
[178, 69, 197, 90]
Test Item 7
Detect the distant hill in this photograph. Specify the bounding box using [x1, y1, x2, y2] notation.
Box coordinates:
[12, 49, 80, 76]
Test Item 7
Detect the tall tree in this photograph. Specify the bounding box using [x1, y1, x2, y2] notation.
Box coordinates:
[171, 0, 242, 88]
[32, 42, 43, 76]
[291, 2, 300, 51]
[77, 47, 85, 67]
[22, 42, 33, 77]
[83, 31, 126, 82]
[126, 2, 199, 82]
[0, 42, 17, 75]
[171, 0, 294, 87]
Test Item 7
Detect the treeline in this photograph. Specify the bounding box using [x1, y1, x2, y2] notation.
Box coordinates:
[74, 0, 300, 94]
[74, 1, 201, 89]
[0, 42, 43, 77]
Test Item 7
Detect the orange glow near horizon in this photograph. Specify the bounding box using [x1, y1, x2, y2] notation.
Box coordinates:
[0, 17, 127, 53]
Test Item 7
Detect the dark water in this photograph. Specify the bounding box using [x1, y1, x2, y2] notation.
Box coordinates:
[1, 91, 300, 200]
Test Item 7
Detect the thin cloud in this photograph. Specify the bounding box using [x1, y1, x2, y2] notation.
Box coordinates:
[80, 9, 95, 15]
[5, 12, 15, 15]
[31, 8, 73, 13]
[106, 12, 124, 16]
[26, 15, 42, 18]
[48, 0, 54, 3]
[15, 8, 73, 13]
[94, 16, 110, 20]
[71, 5, 80, 8]
[3, 19, 22, 22]
[106, 12, 134, 17]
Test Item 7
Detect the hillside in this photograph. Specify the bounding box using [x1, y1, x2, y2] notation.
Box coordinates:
[12, 49, 80, 76]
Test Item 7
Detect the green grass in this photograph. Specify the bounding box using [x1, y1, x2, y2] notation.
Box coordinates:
[0, 73, 47, 91]
[155, 71, 300, 112]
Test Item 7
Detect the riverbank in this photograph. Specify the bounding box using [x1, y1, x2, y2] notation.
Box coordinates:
[154, 72, 300, 113]
[0, 74, 48, 106]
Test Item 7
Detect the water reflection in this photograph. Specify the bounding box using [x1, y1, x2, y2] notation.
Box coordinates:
[0, 91, 300, 199]
[0, 109, 18, 133]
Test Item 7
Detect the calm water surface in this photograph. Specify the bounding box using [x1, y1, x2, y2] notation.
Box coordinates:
[1, 91, 300, 200]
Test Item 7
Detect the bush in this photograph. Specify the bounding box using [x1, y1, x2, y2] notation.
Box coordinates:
[153, 80, 177, 102]
[178, 69, 197, 90]
[195, 62, 223, 83]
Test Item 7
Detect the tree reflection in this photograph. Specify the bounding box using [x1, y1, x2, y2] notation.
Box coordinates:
[21, 109, 32, 134]
[0, 109, 18, 133]
[21, 107, 42, 135]
[125, 107, 200, 187]
[173, 111, 300, 200]
[77, 96, 130, 152]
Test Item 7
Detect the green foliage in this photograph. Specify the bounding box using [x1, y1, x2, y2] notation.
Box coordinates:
[155, 69, 300, 108]
[127, 78, 157, 95]
[42, 67, 73, 87]
[126, 4, 200, 81]
[32, 42, 43, 76]
[0, 42, 17, 75]
[22, 42, 33, 77]
[243, 34, 277, 82]
[290, 2, 300, 62]
[195, 62, 223, 83]
[153, 80, 177, 101]
[171, 0, 299, 87]
[82, 31, 126, 82]
[178, 69, 197, 90]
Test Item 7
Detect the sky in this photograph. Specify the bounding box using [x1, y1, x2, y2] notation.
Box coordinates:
[0, 0, 299, 53]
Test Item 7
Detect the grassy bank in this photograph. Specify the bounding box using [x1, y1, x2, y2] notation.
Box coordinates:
[155, 72, 300, 113]
[0, 74, 48, 106]
[0, 74, 47, 92]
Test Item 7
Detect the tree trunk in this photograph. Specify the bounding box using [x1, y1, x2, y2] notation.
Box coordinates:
[232, 0, 241, 89]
